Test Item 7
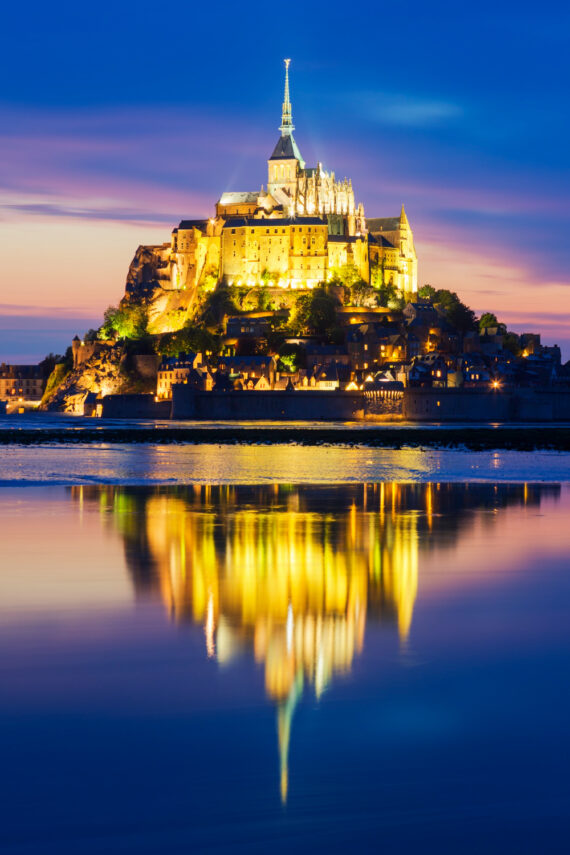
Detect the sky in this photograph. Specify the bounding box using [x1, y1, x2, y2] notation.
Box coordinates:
[1, 0, 569, 362]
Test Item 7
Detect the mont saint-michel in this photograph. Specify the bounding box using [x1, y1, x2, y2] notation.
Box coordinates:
[122, 58, 417, 333]
[2, 61, 568, 422]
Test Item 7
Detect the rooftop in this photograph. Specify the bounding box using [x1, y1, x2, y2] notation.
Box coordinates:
[176, 219, 209, 232]
[269, 133, 304, 162]
[367, 216, 401, 233]
[218, 192, 259, 206]
[223, 217, 327, 228]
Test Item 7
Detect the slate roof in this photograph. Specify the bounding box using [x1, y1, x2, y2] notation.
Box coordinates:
[218, 356, 275, 367]
[218, 191, 259, 206]
[367, 217, 401, 233]
[0, 364, 43, 378]
[368, 234, 395, 248]
[223, 217, 327, 229]
[269, 133, 304, 162]
[159, 353, 199, 369]
[176, 219, 208, 232]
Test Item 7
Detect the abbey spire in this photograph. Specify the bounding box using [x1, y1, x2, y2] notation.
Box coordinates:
[280, 58, 294, 135]
[268, 59, 304, 195]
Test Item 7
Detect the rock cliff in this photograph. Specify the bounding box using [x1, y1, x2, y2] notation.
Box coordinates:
[121, 243, 198, 334]
[41, 344, 157, 413]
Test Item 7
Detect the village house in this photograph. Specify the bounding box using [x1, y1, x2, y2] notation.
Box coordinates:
[216, 355, 277, 386]
[0, 364, 45, 402]
[157, 353, 205, 399]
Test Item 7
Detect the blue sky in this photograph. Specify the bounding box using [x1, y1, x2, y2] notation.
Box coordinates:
[1, 0, 569, 361]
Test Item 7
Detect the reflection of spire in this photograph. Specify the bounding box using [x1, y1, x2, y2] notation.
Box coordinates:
[277, 672, 303, 804]
[280, 58, 294, 135]
[393, 520, 418, 641]
[205, 592, 215, 658]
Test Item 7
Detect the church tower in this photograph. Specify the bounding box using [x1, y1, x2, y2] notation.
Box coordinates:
[268, 59, 304, 202]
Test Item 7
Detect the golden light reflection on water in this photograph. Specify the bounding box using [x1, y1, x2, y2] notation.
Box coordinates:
[70, 482, 559, 802]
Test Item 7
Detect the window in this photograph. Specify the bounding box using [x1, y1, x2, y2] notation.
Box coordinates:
[231, 229, 236, 234]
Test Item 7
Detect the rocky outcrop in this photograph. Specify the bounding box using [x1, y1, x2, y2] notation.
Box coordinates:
[121, 243, 197, 334]
[124, 244, 171, 301]
[41, 345, 157, 413]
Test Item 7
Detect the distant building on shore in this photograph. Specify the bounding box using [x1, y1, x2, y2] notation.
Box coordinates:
[0, 364, 44, 403]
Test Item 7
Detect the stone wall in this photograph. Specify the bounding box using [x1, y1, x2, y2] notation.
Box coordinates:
[172, 386, 365, 421]
[102, 394, 171, 420]
[403, 388, 570, 422]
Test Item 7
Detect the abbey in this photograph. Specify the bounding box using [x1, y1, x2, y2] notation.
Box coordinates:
[168, 60, 417, 294]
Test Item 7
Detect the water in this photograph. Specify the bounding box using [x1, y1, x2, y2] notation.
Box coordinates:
[1, 480, 570, 853]
[1, 443, 570, 485]
[4, 411, 570, 432]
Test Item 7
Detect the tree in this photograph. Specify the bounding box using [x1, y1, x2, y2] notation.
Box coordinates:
[433, 289, 477, 333]
[479, 312, 506, 334]
[198, 283, 241, 328]
[329, 264, 364, 289]
[418, 284, 437, 300]
[289, 286, 339, 336]
[376, 283, 405, 310]
[156, 323, 221, 358]
[479, 312, 498, 331]
[38, 352, 63, 378]
[503, 332, 522, 357]
[278, 342, 307, 371]
[370, 261, 384, 290]
[99, 303, 149, 340]
[257, 284, 274, 311]
[347, 281, 379, 308]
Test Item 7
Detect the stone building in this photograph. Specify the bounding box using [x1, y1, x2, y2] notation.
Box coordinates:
[126, 60, 418, 317]
[368, 207, 418, 293]
[0, 364, 44, 401]
[157, 353, 206, 400]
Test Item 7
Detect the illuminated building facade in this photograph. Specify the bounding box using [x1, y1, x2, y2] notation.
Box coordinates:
[0, 363, 44, 402]
[166, 61, 417, 293]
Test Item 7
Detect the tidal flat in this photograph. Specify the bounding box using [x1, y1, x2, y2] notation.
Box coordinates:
[2, 419, 570, 451]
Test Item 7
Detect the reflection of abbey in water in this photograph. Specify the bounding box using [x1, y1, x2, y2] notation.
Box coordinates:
[71, 482, 558, 802]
